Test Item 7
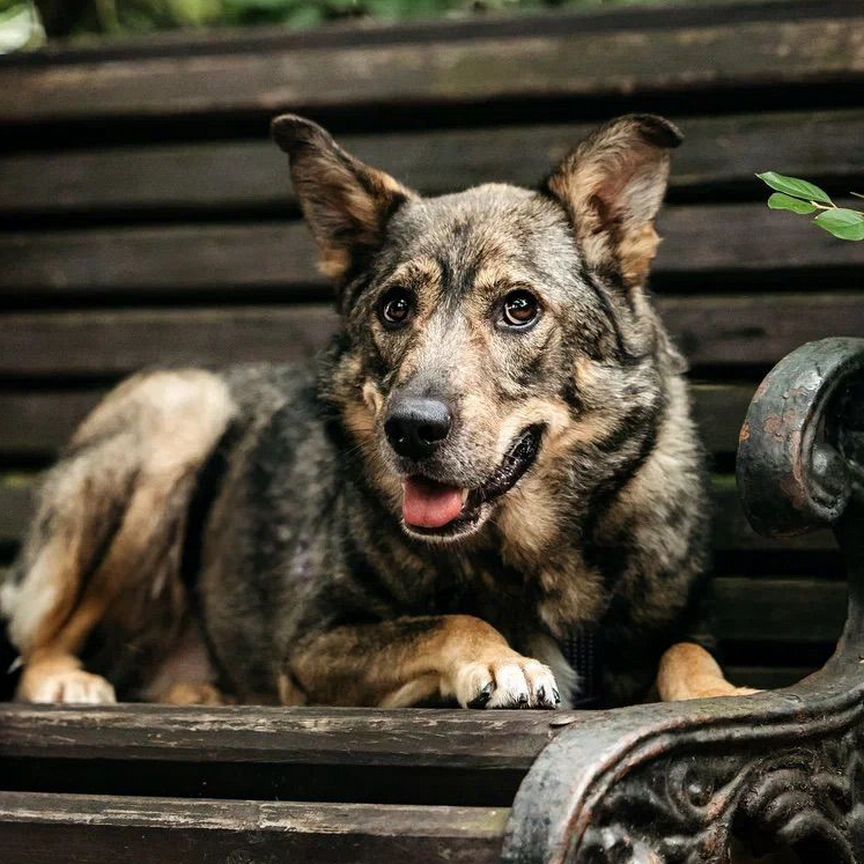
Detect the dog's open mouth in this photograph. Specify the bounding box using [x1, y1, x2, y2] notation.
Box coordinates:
[401, 424, 544, 539]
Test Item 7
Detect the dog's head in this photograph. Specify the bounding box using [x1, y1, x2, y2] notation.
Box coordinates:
[273, 114, 683, 546]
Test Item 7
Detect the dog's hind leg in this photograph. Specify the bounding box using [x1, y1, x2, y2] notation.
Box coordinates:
[1, 370, 235, 704]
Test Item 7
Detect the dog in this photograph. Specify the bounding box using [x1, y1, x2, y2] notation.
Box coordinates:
[1, 113, 756, 710]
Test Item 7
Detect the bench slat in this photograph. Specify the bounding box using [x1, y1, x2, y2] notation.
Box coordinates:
[4, 205, 864, 296]
[0, 704, 565, 767]
[0, 482, 29, 549]
[2, 110, 863, 216]
[713, 577, 845, 644]
[1, 16, 862, 125]
[0, 792, 507, 864]
[6, 1, 853, 64]
[2, 295, 861, 375]
[727, 666, 816, 690]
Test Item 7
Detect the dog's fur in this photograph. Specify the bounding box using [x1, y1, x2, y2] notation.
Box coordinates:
[1, 114, 754, 709]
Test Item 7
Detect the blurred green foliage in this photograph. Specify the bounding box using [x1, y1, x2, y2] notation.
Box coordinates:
[4, 0, 728, 39]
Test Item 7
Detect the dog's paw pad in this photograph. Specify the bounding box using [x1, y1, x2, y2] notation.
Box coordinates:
[22, 669, 116, 705]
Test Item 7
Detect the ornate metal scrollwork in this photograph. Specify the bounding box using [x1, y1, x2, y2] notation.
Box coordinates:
[503, 339, 864, 864]
[575, 714, 864, 864]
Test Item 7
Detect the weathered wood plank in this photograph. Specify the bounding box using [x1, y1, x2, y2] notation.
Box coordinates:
[661, 294, 864, 367]
[3, 110, 863, 216]
[1, 18, 863, 126]
[0, 481, 30, 549]
[726, 666, 817, 690]
[3, 205, 864, 296]
[657, 204, 864, 275]
[2, 294, 861, 375]
[0, 223, 321, 295]
[0, 473, 835, 553]
[710, 476, 834, 552]
[0, 306, 337, 376]
[0, 704, 571, 767]
[0, 390, 104, 456]
[0, 383, 753, 457]
[691, 384, 751, 454]
[7, 0, 854, 65]
[0, 792, 507, 864]
[713, 578, 846, 643]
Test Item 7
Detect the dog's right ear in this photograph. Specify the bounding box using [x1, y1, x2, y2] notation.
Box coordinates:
[272, 115, 415, 283]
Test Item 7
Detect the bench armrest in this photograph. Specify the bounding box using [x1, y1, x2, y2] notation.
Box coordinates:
[504, 338, 864, 864]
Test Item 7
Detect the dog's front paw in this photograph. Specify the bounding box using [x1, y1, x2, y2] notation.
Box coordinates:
[18, 667, 117, 705]
[449, 654, 559, 709]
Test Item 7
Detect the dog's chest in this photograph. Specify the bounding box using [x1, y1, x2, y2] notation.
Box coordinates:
[430, 545, 606, 635]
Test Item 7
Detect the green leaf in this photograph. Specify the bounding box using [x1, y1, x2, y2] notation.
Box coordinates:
[756, 172, 833, 206]
[767, 192, 818, 215]
[814, 208, 864, 241]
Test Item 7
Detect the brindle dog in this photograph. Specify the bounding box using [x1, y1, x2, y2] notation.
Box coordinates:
[2, 114, 756, 709]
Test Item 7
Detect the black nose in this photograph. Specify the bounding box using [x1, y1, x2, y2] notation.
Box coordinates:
[384, 397, 452, 460]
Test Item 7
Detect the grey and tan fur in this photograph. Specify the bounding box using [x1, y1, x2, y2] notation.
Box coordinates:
[1, 114, 755, 709]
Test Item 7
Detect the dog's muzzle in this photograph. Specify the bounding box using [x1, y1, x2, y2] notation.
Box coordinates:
[400, 424, 545, 540]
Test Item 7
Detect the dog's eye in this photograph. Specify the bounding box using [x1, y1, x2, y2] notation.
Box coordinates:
[502, 291, 540, 328]
[379, 289, 414, 329]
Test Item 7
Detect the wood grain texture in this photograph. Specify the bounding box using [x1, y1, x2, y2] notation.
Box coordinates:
[0, 305, 338, 375]
[656, 204, 864, 274]
[0, 482, 30, 549]
[3, 206, 864, 296]
[2, 294, 861, 375]
[0, 792, 508, 864]
[712, 578, 846, 643]
[10, 0, 860, 66]
[0, 390, 104, 455]
[0, 222, 320, 294]
[0, 705, 568, 767]
[2, 110, 863, 216]
[660, 293, 864, 367]
[1, 17, 863, 125]
[710, 477, 834, 552]
[8, 0, 856, 64]
[726, 666, 817, 690]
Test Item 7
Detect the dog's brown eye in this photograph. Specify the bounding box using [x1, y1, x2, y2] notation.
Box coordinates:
[380, 289, 414, 329]
[502, 291, 540, 328]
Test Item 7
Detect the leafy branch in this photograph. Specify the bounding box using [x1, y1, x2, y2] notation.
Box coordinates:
[757, 172, 864, 241]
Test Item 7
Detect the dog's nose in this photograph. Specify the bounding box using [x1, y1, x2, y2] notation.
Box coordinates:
[385, 397, 452, 460]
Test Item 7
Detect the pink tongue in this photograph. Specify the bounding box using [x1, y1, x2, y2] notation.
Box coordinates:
[402, 477, 465, 529]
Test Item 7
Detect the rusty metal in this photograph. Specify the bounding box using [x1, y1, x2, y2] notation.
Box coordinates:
[503, 338, 864, 864]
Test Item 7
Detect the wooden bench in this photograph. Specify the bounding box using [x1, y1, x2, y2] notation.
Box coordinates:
[1, 1, 864, 860]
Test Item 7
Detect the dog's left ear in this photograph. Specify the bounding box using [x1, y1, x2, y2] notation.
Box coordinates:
[272, 114, 416, 283]
[545, 114, 682, 290]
